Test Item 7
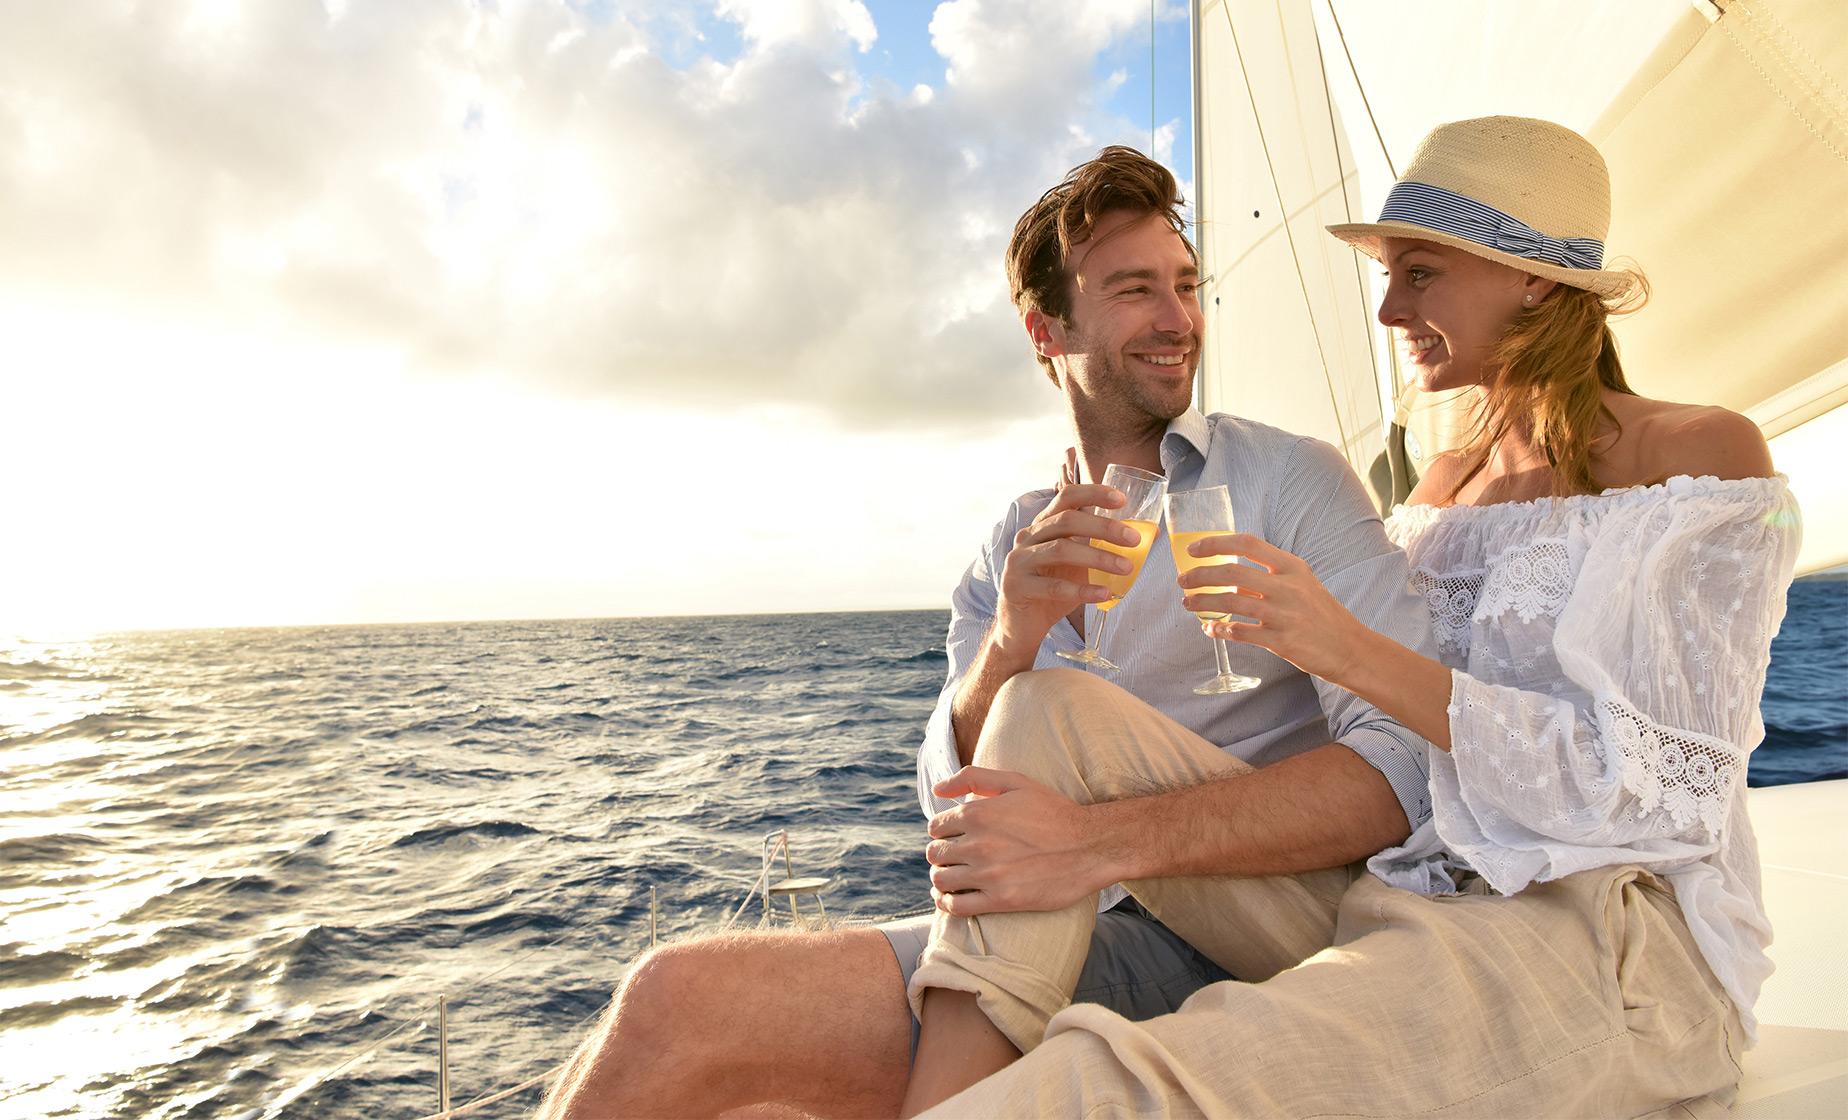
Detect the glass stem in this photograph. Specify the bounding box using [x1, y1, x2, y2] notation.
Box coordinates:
[1088, 607, 1112, 657]
[1212, 632, 1234, 678]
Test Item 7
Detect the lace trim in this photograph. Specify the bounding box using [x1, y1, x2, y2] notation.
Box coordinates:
[1477, 538, 1573, 624]
[1411, 567, 1482, 654]
[1599, 696, 1742, 836]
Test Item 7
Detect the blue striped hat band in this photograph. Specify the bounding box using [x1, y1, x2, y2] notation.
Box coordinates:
[1377, 181, 1606, 272]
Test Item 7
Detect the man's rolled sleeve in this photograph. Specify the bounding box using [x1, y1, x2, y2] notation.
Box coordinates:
[916, 496, 1048, 820]
[917, 649, 975, 819]
[1272, 438, 1436, 831]
[1335, 722, 1432, 832]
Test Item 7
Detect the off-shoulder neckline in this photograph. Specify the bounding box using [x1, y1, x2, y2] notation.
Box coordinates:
[1388, 473, 1789, 525]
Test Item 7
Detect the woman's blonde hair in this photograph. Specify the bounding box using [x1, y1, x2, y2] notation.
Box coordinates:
[1448, 274, 1649, 500]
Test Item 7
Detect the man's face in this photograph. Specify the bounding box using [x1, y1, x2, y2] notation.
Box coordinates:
[1046, 210, 1203, 427]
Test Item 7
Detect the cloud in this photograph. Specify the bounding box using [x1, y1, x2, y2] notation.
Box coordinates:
[0, 0, 1164, 428]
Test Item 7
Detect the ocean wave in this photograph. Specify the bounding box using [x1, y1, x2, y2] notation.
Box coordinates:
[390, 820, 543, 848]
[1759, 723, 1848, 752]
[270, 923, 365, 985]
[370, 714, 464, 739]
[0, 994, 125, 1031]
[1749, 761, 1848, 787]
[0, 831, 109, 868]
[2, 711, 137, 746]
[466, 713, 545, 733]
[0, 658, 81, 681]
[112, 872, 284, 930]
[459, 907, 570, 940]
[0, 944, 86, 987]
[271, 830, 336, 872]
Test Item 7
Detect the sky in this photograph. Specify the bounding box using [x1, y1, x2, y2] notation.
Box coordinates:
[2, 0, 1195, 634]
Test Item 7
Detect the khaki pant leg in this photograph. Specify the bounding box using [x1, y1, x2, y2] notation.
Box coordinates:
[907, 668, 1346, 1052]
[920, 866, 1743, 1119]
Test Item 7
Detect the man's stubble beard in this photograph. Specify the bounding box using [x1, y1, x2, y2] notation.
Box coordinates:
[1065, 330, 1198, 447]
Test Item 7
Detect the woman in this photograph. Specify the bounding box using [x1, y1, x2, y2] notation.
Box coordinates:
[903, 116, 1799, 1117]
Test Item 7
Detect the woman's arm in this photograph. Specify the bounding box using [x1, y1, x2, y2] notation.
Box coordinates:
[1331, 625, 1456, 750]
[1184, 533, 1456, 750]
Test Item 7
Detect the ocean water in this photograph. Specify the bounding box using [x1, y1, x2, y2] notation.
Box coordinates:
[1749, 578, 1848, 786]
[2, 586, 1843, 1119]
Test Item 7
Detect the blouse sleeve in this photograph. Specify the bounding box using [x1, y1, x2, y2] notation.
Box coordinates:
[1433, 478, 1802, 894]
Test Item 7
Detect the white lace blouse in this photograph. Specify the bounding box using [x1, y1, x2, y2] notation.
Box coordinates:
[1371, 474, 1802, 1041]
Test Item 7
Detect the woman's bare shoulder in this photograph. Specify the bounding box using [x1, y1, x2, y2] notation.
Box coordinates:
[1611, 396, 1774, 484]
[1404, 451, 1473, 506]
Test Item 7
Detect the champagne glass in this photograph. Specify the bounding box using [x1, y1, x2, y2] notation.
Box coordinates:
[1163, 485, 1260, 694]
[1056, 463, 1166, 672]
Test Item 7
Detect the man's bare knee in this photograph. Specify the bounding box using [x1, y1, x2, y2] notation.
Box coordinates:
[614, 933, 779, 1033]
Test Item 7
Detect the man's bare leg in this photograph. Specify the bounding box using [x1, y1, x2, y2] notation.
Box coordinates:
[536, 927, 912, 1119]
[897, 988, 1019, 1117]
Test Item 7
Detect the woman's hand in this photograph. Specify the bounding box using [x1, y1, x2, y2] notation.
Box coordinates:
[1178, 532, 1369, 687]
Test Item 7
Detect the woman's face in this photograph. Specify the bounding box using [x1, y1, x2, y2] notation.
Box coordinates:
[1375, 238, 1549, 393]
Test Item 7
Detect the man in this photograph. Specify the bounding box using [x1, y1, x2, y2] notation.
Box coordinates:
[539, 146, 1432, 1119]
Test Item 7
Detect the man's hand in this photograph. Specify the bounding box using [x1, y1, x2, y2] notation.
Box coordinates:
[992, 483, 1138, 651]
[924, 767, 1114, 916]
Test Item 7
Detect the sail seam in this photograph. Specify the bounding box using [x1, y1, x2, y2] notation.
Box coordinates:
[1219, 0, 1354, 462]
[1737, 0, 1848, 121]
[1720, 0, 1848, 166]
[1311, 0, 1388, 479]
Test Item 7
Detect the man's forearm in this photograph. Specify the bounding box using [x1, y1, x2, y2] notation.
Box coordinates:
[1086, 743, 1411, 881]
[949, 626, 1043, 766]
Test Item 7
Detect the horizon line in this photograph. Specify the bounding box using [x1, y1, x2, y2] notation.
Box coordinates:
[6, 604, 954, 642]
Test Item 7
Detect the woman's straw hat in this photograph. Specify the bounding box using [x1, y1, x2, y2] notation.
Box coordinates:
[1327, 116, 1639, 299]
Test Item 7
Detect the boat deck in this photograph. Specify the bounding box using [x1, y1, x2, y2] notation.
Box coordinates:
[1733, 778, 1848, 1117]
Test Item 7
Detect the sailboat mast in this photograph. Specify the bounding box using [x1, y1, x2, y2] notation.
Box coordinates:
[1189, 0, 1205, 413]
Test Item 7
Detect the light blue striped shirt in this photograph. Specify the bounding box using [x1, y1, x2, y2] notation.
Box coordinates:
[917, 410, 1435, 903]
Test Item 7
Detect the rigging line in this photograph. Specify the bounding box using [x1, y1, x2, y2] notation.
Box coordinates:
[1221, 0, 1351, 459]
[722, 850, 775, 930]
[1309, 0, 1386, 422]
[1323, 0, 1395, 180]
[414, 1067, 557, 1120]
[308, 1010, 428, 1091]
[1151, 0, 1158, 152]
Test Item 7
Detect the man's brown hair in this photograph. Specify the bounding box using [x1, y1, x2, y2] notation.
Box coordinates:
[1006, 145, 1193, 383]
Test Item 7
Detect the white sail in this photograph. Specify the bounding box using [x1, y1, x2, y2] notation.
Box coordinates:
[1193, 0, 1389, 497]
[1194, 0, 1848, 575]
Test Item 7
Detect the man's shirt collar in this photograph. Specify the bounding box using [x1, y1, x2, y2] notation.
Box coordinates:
[1161, 408, 1211, 472]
